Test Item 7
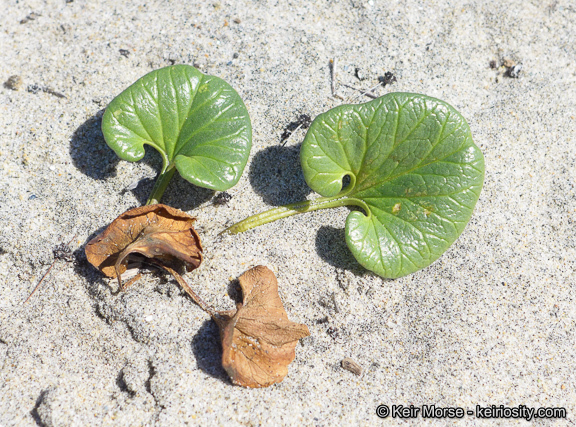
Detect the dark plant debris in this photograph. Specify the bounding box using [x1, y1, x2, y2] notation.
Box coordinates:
[53, 242, 75, 263]
[491, 58, 522, 79]
[27, 84, 42, 94]
[502, 58, 522, 78]
[378, 71, 397, 87]
[119, 49, 131, 58]
[27, 84, 66, 98]
[354, 67, 367, 81]
[505, 64, 522, 78]
[339, 70, 397, 101]
[4, 75, 22, 91]
[212, 191, 233, 206]
[327, 326, 340, 340]
[20, 12, 41, 24]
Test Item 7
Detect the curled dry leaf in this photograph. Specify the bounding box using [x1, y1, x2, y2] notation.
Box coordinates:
[214, 266, 310, 388]
[85, 204, 202, 288]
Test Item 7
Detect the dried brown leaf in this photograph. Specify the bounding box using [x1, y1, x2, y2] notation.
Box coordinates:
[214, 266, 310, 388]
[85, 204, 202, 287]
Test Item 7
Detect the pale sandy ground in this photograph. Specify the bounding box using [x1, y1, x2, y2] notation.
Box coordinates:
[1, 0, 576, 425]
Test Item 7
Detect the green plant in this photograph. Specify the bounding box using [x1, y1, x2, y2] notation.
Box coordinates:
[226, 93, 485, 278]
[101, 64, 252, 204]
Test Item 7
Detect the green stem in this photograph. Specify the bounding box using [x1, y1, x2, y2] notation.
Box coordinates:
[222, 194, 369, 234]
[146, 165, 176, 205]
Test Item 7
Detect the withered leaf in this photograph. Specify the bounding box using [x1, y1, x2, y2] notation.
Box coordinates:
[214, 266, 310, 388]
[85, 204, 202, 288]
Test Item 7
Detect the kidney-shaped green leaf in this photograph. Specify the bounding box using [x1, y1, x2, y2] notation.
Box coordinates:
[102, 64, 251, 191]
[301, 93, 484, 278]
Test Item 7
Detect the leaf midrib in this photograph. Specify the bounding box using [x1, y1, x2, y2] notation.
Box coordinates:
[351, 139, 472, 198]
[172, 86, 232, 160]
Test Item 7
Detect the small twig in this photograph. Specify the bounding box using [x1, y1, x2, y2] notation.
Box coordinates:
[339, 83, 378, 99]
[119, 273, 142, 292]
[329, 59, 336, 95]
[23, 264, 55, 304]
[23, 234, 76, 304]
[43, 87, 67, 99]
[280, 123, 304, 147]
[26, 84, 66, 99]
[279, 114, 312, 146]
[329, 59, 344, 100]
[346, 82, 382, 103]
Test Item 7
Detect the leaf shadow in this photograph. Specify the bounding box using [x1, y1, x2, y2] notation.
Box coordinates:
[70, 109, 119, 180]
[70, 109, 214, 210]
[72, 224, 113, 297]
[117, 156, 215, 209]
[191, 319, 230, 384]
[226, 279, 242, 305]
[248, 143, 311, 206]
[315, 225, 368, 275]
[249, 145, 372, 277]
[157, 175, 215, 212]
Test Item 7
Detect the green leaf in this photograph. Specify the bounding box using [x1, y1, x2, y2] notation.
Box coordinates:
[301, 93, 484, 278]
[102, 65, 252, 198]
